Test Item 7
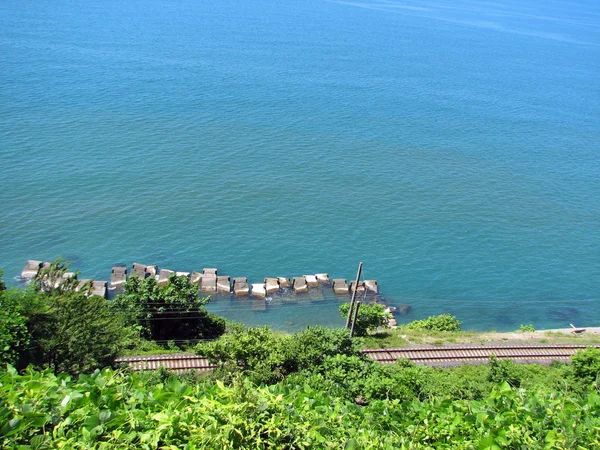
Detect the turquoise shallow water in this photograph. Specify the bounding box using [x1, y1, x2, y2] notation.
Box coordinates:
[1, 0, 599, 331]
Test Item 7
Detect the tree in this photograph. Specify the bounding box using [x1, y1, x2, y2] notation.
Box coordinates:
[18, 290, 136, 373]
[199, 325, 363, 384]
[31, 258, 79, 295]
[199, 324, 289, 384]
[113, 274, 226, 343]
[571, 347, 600, 384]
[339, 303, 391, 336]
[0, 268, 6, 292]
[0, 271, 30, 366]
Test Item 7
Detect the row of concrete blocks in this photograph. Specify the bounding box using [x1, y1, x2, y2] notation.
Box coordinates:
[21, 260, 379, 300]
[112, 263, 379, 298]
[20, 260, 108, 298]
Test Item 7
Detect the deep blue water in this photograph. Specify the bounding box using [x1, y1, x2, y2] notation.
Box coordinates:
[1, 0, 599, 331]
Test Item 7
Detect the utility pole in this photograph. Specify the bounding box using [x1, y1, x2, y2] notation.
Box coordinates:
[350, 301, 361, 337]
[345, 262, 363, 329]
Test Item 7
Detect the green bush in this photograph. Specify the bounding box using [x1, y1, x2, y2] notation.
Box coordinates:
[113, 274, 226, 343]
[2, 366, 600, 449]
[339, 302, 391, 336]
[571, 347, 600, 384]
[198, 324, 290, 384]
[284, 326, 360, 372]
[0, 289, 30, 366]
[198, 325, 361, 385]
[487, 354, 522, 387]
[18, 291, 137, 373]
[401, 313, 463, 332]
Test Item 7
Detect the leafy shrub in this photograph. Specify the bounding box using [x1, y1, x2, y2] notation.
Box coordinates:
[284, 326, 360, 371]
[487, 354, 522, 387]
[113, 274, 226, 342]
[519, 324, 535, 332]
[339, 302, 391, 336]
[420, 364, 489, 400]
[401, 314, 463, 332]
[0, 289, 29, 366]
[198, 324, 290, 384]
[198, 325, 361, 384]
[571, 347, 600, 384]
[31, 258, 80, 295]
[18, 291, 137, 373]
[2, 366, 600, 449]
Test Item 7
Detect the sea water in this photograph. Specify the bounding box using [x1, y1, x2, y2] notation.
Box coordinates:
[1, 0, 599, 331]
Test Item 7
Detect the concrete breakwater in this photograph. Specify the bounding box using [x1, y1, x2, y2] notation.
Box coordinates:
[20, 260, 401, 327]
[20, 260, 380, 300]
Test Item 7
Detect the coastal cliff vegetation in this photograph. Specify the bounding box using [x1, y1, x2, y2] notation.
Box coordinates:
[1, 262, 600, 448]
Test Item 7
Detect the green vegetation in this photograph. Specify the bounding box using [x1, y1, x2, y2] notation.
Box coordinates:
[3, 262, 600, 448]
[0, 259, 224, 373]
[339, 302, 391, 336]
[2, 348, 600, 448]
[519, 324, 535, 332]
[113, 274, 225, 343]
[0, 273, 29, 366]
[197, 324, 359, 384]
[400, 313, 463, 332]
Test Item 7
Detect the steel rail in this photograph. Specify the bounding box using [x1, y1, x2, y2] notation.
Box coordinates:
[115, 344, 599, 372]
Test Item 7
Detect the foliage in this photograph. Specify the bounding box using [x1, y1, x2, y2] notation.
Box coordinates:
[113, 274, 226, 343]
[401, 313, 463, 332]
[0, 268, 5, 292]
[198, 324, 289, 384]
[571, 347, 600, 384]
[0, 289, 30, 366]
[519, 324, 535, 332]
[339, 302, 391, 336]
[284, 326, 360, 371]
[198, 325, 361, 385]
[2, 366, 600, 449]
[31, 258, 80, 295]
[487, 354, 522, 387]
[14, 289, 137, 373]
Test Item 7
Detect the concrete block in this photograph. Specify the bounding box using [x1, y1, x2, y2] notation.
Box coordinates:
[233, 277, 249, 296]
[303, 275, 318, 287]
[364, 280, 378, 294]
[292, 276, 308, 293]
[217, 276, 231, 293]
[131, 263, 148, 280]
[190, 272, 203, 285]
[21, 260, 42, 279]
[111, 266, 127, 288]
[157, 269, 174, 287]
[146, 265, 158, 278]
[251, 283, 266, 298]
[349, 281, 365, 294]
[315, 273, 330, 283]
[264, 278, 280, 294]
[201, 275, 217, 293]
[92, 281, 107, 298]
[277, 277, 291, 287]
[54, 272, 76, 289]
[203, 268, 217, 276]
[175, 271, 190, 278]
[332, 279, 348, 294]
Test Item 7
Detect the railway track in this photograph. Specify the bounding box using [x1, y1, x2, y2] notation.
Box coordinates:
[115, 345, 599, 372]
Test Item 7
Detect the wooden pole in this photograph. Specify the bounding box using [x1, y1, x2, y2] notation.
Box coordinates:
[350, 301, 361, 337]
[345, 262, 363, 329]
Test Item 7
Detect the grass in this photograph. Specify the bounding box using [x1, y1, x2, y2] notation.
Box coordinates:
[358, 327, 600, 350]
